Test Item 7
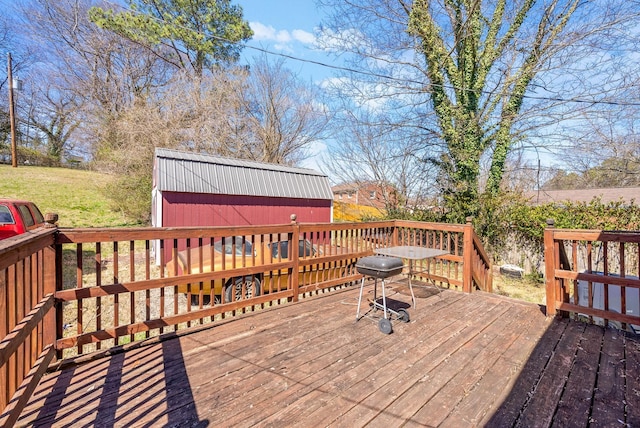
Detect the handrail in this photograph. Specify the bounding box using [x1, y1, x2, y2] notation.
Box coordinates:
[471, 229, 493, 292]
[0, 229, 57, 427]
[52, 222, 389, 355]
[544, 223, 640, 329]
[0, 219, 493, 422]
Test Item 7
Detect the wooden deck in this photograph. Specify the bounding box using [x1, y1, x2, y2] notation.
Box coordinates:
[16, 280, 640, 427]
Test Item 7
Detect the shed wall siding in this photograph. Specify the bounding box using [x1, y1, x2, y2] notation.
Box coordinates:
[162, 192, 331, 227]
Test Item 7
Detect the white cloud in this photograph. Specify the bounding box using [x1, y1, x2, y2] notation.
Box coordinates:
[249, 22, 317, 53]
[292, 29, 315, 44]
[273, 43, 293, 53]
[250, 22, 292, 43]
[300, 140, 328, 173]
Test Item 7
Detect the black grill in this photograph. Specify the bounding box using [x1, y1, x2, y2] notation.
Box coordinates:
[356, 255, 403, 279]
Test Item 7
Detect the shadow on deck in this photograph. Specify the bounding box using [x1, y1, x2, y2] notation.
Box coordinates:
[17, 280, 640, 427]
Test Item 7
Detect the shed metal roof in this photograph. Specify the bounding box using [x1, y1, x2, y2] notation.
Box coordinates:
[154, 148, 333, 200]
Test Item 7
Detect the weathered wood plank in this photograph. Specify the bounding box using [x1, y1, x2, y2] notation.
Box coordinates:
[20, 290, 354, 425]
[251, 293, 477, 427]
[625, 331, 640, 428]
[332, 297, 510, 426]
[483, 316, 569, 427]
[394, 301, 522, 427]
[590, 327, 626, 427]
[439, 305, 552, 427]
[216, 289, 428, 424]
[551, 323, 603, 427]
[378, 295, 540, 426]
[516, 319, 586, 428]
[15, 288, 639, 428]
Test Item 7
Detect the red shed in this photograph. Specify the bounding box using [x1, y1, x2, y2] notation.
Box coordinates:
[152, 148, 334, 229]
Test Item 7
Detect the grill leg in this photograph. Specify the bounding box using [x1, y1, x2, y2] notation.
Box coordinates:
[381, 278, 388, 319]
[409, 260, 417, 308]
[356, 277, 365, 320]
[373, 278, 377, 304]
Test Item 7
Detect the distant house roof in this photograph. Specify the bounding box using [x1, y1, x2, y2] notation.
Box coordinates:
[332, 183, 358, 193]
[526, 187, 640, 205]
[331, 181, 393, 194]
[154, 148, 333, 200]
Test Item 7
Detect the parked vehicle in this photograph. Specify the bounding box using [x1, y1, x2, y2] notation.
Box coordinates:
[167, 236, 355, 304]
[0, 199, 45, 240]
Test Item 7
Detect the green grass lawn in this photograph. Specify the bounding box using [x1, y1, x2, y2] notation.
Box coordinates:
[0, 165, 140, 227]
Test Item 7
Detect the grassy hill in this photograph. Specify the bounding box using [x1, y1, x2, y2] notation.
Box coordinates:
[0, 165, 140, 227]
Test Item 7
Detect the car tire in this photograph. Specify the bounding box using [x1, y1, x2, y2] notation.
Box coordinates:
[225, 276, 261, 303]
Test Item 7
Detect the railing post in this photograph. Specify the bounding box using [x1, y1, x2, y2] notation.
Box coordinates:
[44, 215, 60, 358]
[290, 214, 300, 302]
[43, 245, 57, 355]
[544, 219, 557, 317]
[462, 217, 473, 293]
[392, 220, 398, 246]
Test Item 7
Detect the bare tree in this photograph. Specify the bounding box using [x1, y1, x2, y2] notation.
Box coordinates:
[18, 0, 173, 160]
[322, 104, 439, 212]
[26, 88, 80, 161]
[98, 62, 328, 220]
[235, 56, 331, 165]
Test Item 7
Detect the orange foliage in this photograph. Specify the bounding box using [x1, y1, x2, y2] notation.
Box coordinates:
[333, 201, 385, 222]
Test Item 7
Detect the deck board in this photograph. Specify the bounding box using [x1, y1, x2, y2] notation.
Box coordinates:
[590, 327, 625, 426]
[16, 281, 640, 427]
[518, 319, 584, 428]
[552, 324, 602, 427]
[624, 331, 640, 428]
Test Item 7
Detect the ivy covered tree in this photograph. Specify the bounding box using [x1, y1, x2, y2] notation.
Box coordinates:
[89, 0, 253, 76]
[406, 0, 582, 222]
[319, 0, 638, 226]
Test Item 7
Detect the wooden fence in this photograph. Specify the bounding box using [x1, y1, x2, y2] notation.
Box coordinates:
[545, 222, 640, 331]
[0, 230, 57, 428]
[0, 219, 491, 424]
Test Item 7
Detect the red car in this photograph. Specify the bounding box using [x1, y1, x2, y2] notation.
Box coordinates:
[0, 199, 45, 240]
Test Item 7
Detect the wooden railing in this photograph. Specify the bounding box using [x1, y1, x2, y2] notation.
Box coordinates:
[52, 222, 376, 357]
[0, 229, 57, 428]
[393, 219, 492, 293]
[545, 222, 640, 330]
[469, 227, 493, 293]
[0, 219, 492, 423]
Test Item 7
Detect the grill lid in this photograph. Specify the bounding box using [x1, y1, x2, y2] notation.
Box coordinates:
[356, 255, 404, 278]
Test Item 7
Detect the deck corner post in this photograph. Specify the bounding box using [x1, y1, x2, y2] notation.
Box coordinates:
[544, 219, 557, 317]
[43, 239, 58, 356]
[462, 217, 473, 293]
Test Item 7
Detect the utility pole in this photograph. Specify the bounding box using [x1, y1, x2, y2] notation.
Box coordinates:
[7, 52, 17, 168]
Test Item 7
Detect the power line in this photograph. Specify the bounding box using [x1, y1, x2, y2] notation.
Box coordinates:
[240, 43, 640, 107]
[100, 0, 640, 107]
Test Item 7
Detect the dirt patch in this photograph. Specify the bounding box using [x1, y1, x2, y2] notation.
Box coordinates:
[492, 267, 546, 305]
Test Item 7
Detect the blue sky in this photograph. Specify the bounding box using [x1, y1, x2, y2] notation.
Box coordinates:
[236, 0, 337, 172]
[236, 0, 334, 84]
